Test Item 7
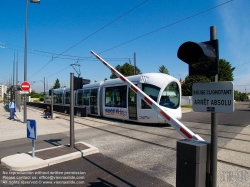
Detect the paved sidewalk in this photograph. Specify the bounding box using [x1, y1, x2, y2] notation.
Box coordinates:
[0, 103, 100, 171]
[0, 103, 173, 186]
[0, 103, 87, 142]
[181, 107, 193, 113]
[1, 142, 99, 171]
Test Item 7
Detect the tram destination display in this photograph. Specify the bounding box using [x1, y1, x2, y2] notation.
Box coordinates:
[192, 82, 234, 113]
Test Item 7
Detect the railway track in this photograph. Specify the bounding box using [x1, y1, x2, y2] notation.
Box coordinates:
[51, 111, 250, 170]
[29, 105, 249, 170]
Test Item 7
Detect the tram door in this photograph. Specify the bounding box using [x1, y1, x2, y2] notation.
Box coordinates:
[128, 88, 137, 120]
[90, 89, 98, 115]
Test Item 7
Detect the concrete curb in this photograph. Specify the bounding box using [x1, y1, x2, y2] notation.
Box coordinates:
[1, 142, 99, 171]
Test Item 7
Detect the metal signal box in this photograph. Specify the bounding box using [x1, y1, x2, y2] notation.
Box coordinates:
[176, 139, 208, 187]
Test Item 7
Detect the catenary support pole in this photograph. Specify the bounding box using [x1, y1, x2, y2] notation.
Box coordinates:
[51, 89, 53, 119]
[210, 25, 218, 187]
[134, 52, 136, 75]
[44, 77, 45, 96]
[23, 0, 29, 123]
[16, 52, 19, 111]
[13, 51, 15, 99]
[70, 73, 75, 148]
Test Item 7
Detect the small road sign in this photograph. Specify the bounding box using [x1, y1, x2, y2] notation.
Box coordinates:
[19, 91, 29, 94]
[192, 82, 234, 113]
[20, 81, 31, 91]
[27, 119, 37, 140]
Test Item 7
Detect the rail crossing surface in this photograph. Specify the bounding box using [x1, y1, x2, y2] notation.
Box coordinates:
[0, 103, 250, 187]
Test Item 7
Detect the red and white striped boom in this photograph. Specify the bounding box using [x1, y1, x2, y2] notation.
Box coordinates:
[91, 50, 204, 141]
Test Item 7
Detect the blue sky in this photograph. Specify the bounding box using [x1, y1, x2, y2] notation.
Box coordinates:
[0, 0, 249, 93]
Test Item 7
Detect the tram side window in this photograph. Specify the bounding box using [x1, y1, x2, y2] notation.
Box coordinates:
[44, 95, 51, 104]
[54, 93, 63, 104]
[105, 86, 127, 108]
[83, 90, 90, 105]
[77, 90, 83, 106]
[159, 82, 180, 109]
[65, 91, 70, 104]
[141, 84, 160, 109]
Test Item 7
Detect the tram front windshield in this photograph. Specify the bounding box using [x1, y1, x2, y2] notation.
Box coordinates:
[159, 82, 180, 109]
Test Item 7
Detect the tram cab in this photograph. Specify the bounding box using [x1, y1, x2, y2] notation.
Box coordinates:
[47, 73, 181, 124]
[101, 73, 181, 123]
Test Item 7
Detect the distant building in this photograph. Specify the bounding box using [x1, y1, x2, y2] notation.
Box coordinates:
[0, 85, 7, 101]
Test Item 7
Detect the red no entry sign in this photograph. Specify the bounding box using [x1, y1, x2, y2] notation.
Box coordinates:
[20, 81, 31, 91]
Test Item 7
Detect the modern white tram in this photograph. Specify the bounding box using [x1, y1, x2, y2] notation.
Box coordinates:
[44, 73, 182, 123]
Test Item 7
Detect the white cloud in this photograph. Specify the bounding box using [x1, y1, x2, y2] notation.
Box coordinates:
[218, 0, 250, 92]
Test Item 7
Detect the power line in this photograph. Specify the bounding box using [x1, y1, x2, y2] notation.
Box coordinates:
[40, 0, 234, 81]
[46, 65, 71, 79]
[28, 0, 148, 79]
[99, 0, 233, 54]
[1, 44, 132, 61]
[33, 49, 132, 60]
[3, 1, 234, 82]
[234, 61, 250, 68]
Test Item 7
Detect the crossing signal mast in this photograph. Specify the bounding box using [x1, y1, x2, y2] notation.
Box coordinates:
[177, 26, 220, 187]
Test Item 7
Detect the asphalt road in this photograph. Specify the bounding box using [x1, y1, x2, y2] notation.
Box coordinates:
[1, 102, 249, 187]
[0, 131, 171, 187]
[181, 102, 250, 126]
[0, 128, 172, 187]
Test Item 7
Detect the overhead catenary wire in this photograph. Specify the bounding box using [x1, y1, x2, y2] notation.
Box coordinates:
[28, 0, 149, 80]
[41, 0, 234, 80]
[46, 65, 72, 79]
[99, 0, 234, 54]
[1, 45, 133, 61]
[2, 1, 234, 82]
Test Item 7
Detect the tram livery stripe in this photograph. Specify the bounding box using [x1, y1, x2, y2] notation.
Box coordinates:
[131, 85, 138, 93]
[120, 76, 126, 82]
[111, 68, 116, 74]
[160, 110, 170, 121]
[102, 61, 108, 66]
[91, 51, 108, 66]
[180, 128, 192, 139]
[144, 97, 152, 105]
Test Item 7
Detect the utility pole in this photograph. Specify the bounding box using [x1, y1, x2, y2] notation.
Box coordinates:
[13, 51, 15, 99]
[134, 53, 136, 75]
[44, 77, 45, 95]
[70, 73, 75, 148]
[16, 52, 19, 110]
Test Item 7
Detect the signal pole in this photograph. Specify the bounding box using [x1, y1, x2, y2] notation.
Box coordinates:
[210, 25, 218, 187]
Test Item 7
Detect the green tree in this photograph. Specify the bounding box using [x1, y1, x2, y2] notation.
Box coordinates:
[181, 75, 210, 96]
[181, 59, 235, 96]
[218, 59, 235, 81]
[110, 62, 142, 79]
[53, 78, 61, 89]
[158, 65, 169, 74]
[28, 90, 44, 102]
[29, 90, 38, 98]
[234, 90, 239, 101]
[234, 90, 247, 101]
[3, 93, 6, 101]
